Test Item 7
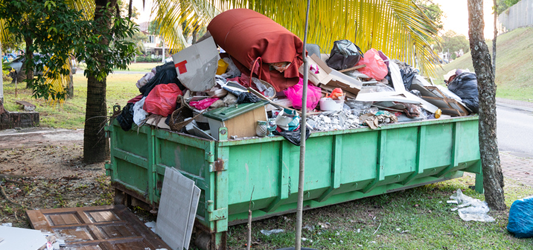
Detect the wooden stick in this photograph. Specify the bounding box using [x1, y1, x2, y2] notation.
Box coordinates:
[338, 64, 366, 73]
[247, 187, 254, 250]
[247, 87, 301, 114]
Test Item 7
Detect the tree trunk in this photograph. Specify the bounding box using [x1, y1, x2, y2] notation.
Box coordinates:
[468, 0, 506, 210]
[83, 0, 116, 164]
[0, 42, 3, 103]
[67, 72, 74, 99]
[492, 0, 497, 74]
[24, 35, 34, 89]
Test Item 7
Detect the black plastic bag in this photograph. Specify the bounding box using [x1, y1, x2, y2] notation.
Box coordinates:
[236, 92, 260, 104]
[116, 103, 134, 131]
[139, 62, 186, 96]
[326, 40, 363, 70]
[273, 127, 311, 146]
[448, 72, 479, 113]
[400, 66, 417, 90]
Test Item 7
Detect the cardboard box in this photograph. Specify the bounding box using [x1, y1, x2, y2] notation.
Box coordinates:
[172, 33, 220, 92]
[203, 101, 268, 140]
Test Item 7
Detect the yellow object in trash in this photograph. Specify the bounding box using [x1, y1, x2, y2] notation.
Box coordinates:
[434, 109, 442, 119]
[216, 59, 229, 75]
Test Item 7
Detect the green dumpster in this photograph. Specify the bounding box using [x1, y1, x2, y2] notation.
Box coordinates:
[105, 115, 482, 250]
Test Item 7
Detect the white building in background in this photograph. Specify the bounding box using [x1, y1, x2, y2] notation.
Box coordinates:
[138, 22, 166, 56]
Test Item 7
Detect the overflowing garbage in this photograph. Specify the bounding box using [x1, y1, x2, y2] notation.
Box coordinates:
[114, 9, 478, 144]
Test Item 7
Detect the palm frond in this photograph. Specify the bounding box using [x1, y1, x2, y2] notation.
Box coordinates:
[65, 0, 95, 19]
[152, 0, 218, 50]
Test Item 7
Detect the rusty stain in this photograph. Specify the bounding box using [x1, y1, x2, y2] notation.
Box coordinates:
[215, 159, 224, 172]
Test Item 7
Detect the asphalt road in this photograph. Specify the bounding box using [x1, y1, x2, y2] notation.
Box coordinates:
[497, 104, 533, 158]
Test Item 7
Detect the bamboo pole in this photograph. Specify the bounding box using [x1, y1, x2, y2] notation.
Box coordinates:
[295, 0, 311, 249]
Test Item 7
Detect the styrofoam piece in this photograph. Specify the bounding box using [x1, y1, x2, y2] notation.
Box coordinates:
[156, 167, 201, 250]
[0, 226, 47, 250]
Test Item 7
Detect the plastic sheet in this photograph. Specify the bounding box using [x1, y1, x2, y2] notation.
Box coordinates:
[220, 57, 241, 79]
[507, 196, 533, 238]
[116, 103, 134, 131]
[355, 48, 388, 81]
[139, 62, 185, 96]
[447, 72, 479, 113]
[284, 78, 322, 110]
[133, 97, 149, 125]
[144, 84, 182, 117]
[448, 189, 495, 222]
[326, 40, 363, 70]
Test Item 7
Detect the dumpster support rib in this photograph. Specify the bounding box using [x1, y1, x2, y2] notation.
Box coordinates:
[435, 122, 460, 178]
[363, 130, 387, 193]
[402, 126, 426, 185]
[316, 135, 342, 202]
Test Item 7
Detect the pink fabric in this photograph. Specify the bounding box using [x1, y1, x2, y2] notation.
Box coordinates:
[190, 97, 220, 110]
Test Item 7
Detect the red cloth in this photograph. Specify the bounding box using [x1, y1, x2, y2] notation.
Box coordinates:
[127, 94, 143, 104]
[207, 9, 303, 92]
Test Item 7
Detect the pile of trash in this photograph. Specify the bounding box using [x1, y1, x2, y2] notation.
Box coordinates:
[115, 8, 479, 145]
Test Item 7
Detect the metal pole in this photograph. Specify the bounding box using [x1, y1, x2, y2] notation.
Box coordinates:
[295, 0, 311, 249]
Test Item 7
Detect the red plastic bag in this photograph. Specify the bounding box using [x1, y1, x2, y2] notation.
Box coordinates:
[284, 78, 322, 110]
[143, 84, 182, 116]
[356, 48, 388, 80]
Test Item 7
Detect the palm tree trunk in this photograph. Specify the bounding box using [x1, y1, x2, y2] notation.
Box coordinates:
[468, 0, 506, 210]
[83, 0, 116, 164]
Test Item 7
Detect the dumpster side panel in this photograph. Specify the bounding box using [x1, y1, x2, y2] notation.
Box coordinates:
[108, 123, 153, 198]
[226, 142, 281, 211]
[457, 120, 481, 163]
[339, 131, 379, 184]
[152, 129, 215, 229]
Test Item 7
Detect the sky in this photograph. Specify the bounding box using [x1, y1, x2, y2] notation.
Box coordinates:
[434, 0, 496, 38]
[133, 0, 498, 38]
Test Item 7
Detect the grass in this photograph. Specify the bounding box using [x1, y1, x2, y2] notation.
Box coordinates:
[77, 62, 160, 72]
[225, 174, 533, 249]
[434, 27, 533, 102]
[1, 73, 142, 129]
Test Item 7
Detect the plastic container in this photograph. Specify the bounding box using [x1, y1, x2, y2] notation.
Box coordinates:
[216, 59, 229, 75]
[320, 97, 344, 111]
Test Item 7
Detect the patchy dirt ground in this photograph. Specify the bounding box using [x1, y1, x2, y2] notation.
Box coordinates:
[0, 138, 114, 228]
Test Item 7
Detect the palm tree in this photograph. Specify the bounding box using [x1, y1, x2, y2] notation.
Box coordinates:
[153, 0, 440, 75]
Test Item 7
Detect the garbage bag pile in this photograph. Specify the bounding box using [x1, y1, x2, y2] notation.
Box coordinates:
[114, 9, 479, 143]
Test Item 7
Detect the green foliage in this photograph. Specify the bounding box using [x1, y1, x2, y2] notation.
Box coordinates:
[496, 0, 521, 14]
[437, 30, 470, 54]
[0, 0, 137, 100]
[135, 55, 162, 63]
[148, 20, 161, 35]
[124, 31, 147, 54]
[415, 0, 444, 31]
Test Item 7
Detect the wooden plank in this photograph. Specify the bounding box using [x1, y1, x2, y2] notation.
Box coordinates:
[26, 205, 170, 250]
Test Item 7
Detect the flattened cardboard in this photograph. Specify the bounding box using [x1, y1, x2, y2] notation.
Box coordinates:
[306, 54, 362, 97]
[301, 54, 333, 85]
[0, 225, 47, 250]
[172, 33, 219, 92]
[326, 70, 363, 96]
